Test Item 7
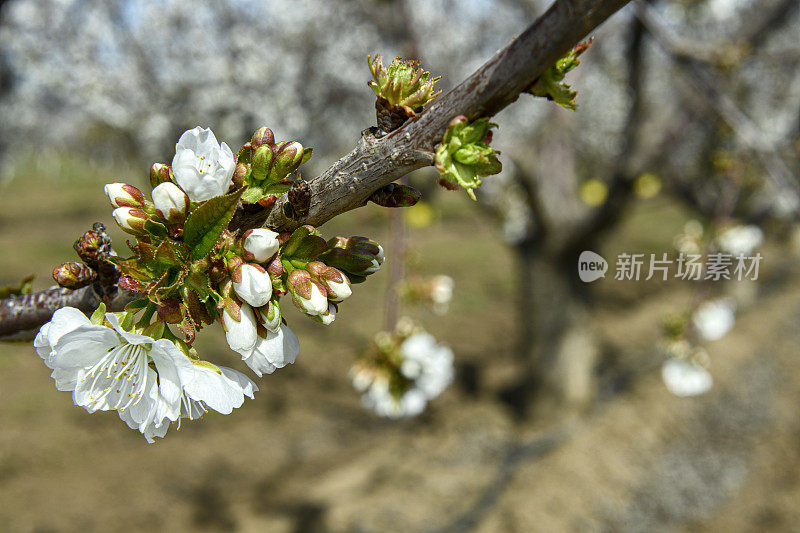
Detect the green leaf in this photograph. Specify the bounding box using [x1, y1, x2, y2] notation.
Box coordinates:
[90, 303, 107, 325]
[124, 298, 150, 313]
[144, 219, 168, 239]
[154, 240, 183, 267]
[183, 188, 245, 260]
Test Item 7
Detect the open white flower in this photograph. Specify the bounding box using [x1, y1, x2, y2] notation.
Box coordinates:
[693, 298, 735, 341]
[661, 358, 713, 397]
[717, 224, 763, 256]
[119, 363, 258, 443]
[241, 323, 301, 377]
[35, 308, 196, 438]
[37, 307, 260, 443]
[171, 126, 235, 202]
[400, 332, 454, 399]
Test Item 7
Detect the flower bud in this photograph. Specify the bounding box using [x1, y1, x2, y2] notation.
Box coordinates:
[306, 261, 351, 302]
[267, 256, 283, 278]
[251, 127, 275, 147]
[350, 236, 385, 264]
[73, 227, 111, 268]
[222, 300, 258, 355]
[52, 262, 95, 289]
[232, 163, 249, 189]
[287, 269, 328, 316]
[104, 182, 146, 208]
[232, 263, 273, 308]
[320, 248, 381, 277]
[149, 163, 173, 188]
[270, 141, 304, 181]
[251, 145, 274, 181]
[152, 182, 189, 224]
[311, 303, 337, 325]
[258, 299, 282, 332]
[112, 207, 149, 235]
[242, 228, 280, 263]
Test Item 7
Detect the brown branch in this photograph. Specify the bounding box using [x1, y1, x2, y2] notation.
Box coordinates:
[0, 286, 137, 342]
[1, 0, 630, 342]
[264, 0, 631, 233]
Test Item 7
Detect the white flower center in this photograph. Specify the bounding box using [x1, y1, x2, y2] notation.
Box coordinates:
[194, 153, 217, 175]
[82, 343, 149, 411]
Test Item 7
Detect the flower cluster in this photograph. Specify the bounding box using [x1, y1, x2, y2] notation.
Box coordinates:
[350, 320, 453, 418]
[435, 116, 502, 200]
[36, 126, 385, 442]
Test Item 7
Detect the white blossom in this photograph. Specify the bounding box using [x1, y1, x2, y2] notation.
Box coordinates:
[241, 323, 301, 377]
[661, 358, 713, 397]
[151, 182, 189, 223]
[171, 126, 235, 202]
[35, 309, 193, 440]
[400, 333, 455, 399]
[355, 332, 454, 419]
[243, 228, 280, 263]
[222, 302, 259, 355]
[36, 307, 259, 443]
[232, 264, 273, 308]
[693, 298, 735, 341]
[717, 224, 763, 256]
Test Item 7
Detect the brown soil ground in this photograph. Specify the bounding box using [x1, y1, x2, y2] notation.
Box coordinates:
[1, 172, 799, 532]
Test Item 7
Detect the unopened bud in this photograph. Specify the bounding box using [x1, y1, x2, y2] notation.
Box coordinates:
[232, 263, 273, 308]
[369, 183, 421, 208]
[104, 182, 146, 208]
[152, 182, 189, 224]
[251, 127, 275, 147]
[242, 228, 280, 263]
[258, 299, 282, 332]
[270, 141, 304, 181]
[232, 163, 249, 188]
[251, 145, 274, 181]
[311, 302, 337, 325]
[266, 256, 284, 278]
[287, 269, 328, 316]
[149, 163, 173, 188]
[320, 248, 379, 277]
[73, 228, 110, 268]
[52, 262, 95, 289]
[112, 207, 149, 235]
[306, 261, 351, 302]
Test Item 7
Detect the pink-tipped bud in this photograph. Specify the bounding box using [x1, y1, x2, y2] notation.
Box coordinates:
[232, 263, 273, 308]
[112, 207, 148, 235]
[104, 182, 146, 208]
[242, 228, 280, 263]
[287, 269, 328, 316]
[251, 127, 275, 147]
[152, 182, 189, 224]
[306, 261, 352, 302]
[149, 163, 173, 188]
[270, 141, 304, 181]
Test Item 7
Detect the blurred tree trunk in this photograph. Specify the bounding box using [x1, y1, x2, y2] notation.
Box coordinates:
[502, 15, 645, 418]
[515, 241, 598, 414]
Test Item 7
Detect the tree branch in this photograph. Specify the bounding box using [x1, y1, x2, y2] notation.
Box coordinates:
[0, 0, 630, 342]
[264, 0, 631, 232]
